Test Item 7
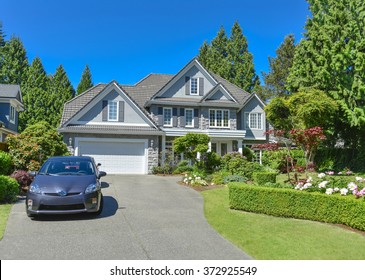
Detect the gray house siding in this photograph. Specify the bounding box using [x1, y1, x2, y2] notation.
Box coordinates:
[241, 97, 266, 139]
[78, 89, 147, 124]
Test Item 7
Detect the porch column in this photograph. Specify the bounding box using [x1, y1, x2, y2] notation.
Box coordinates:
[238, 139, 243, 154]
[161, 134, 166, 165]
[208, 141, 212, 152]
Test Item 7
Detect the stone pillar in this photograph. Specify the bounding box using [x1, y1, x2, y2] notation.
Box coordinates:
[161, 134, 166, 165]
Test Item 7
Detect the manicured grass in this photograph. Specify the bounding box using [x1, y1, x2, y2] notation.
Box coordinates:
[0, 204, 12, 240]
[202, 187, 365, 259]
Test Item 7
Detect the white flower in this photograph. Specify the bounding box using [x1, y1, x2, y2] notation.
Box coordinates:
[295, 183, 303, 190]
[318, 173, 326, 179]
[306, 176, 313, 183]
[334, 187, 340, 192]
[340, 188, 348, 196]
[355, 176, 364, 182]
[347, 182, 358, 190]
[303, 183, 312, 189]
[326, 188, 334, 195]
[188, 177, 192, 180]
[318, 181, 329, 188]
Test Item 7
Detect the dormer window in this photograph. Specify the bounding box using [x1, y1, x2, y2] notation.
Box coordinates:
[190, 78, 198, 95]
[9, 105, 15, 124]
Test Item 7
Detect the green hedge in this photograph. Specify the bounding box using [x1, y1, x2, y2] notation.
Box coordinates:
[252, 172, 277, 185]
[229, 183, 365, 231]
[0, 175, 19, 203]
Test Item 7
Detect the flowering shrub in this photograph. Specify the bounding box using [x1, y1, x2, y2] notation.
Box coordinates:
[10, 170, 33, 191]
[294, 171, 365, 199]
[182, 173, 208, 187]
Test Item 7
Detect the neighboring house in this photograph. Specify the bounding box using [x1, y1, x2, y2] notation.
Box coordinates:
[58, 58, 267, 174]
[0, 84, 24, 143]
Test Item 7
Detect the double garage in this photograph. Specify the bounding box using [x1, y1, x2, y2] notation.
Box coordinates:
[75, 138, 149, 174]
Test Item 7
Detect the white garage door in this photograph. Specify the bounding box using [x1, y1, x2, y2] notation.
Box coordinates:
[77, 139, 147, 174]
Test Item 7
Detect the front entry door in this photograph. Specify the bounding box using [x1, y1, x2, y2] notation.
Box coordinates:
[220, 143, 227, 156]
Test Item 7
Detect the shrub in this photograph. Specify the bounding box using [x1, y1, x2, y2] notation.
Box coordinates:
[211, 171, 231, 185]
[202, 151, 221, 173]
[253, 172, 277, 185]
[223, 175, 248, 184]
[0, 175, 19, 203]
[182, 173, 208, 186]
[229, 183, 365, 231]
[0, 151, 13, 175]
[221, 152, 264, 179]
[173, 160, 193, 174]
[152, 164, 174, 175]
[10, 170, 33, 191]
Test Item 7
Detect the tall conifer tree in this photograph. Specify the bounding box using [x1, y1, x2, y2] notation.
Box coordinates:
[19, 57, 50, 131]
[198, 22, 259, 93]
[287, 0, 365, 146]
[262, 34, 296, 99]
[76, 65, 93, 95]
[0, 36, 28, 85]
[49, 65, 75, 127]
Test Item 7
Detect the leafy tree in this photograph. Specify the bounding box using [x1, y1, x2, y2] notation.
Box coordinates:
[6, 121, 69, 170]
[0, 36, 28, 85]
[262, 34, 296, 100]
[286, 0, 365, 145]
[19, 57, 50, 131]
[173, 133, 210, 165]
[76, 64, 93, 94]
[198, 21, 259, 93]
[265, 88, 338, 131]
[49, 65, 75, 127]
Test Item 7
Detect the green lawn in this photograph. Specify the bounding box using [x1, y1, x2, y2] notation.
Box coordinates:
[202, 187, 365, 259]
[0, 204, 12, 240]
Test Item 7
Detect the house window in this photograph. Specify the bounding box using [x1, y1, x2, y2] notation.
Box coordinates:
[9, 105, 15, 124]
[185, 109, 194, 127]
[108, 101, 118, 121]
[245, 112, 263, 129]
[209, 109, 230, 128]
[190, 78, 198, 95]
[163, 108, 172, 126]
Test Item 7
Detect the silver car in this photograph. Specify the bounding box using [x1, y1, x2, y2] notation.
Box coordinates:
[26, 156, 106, 218]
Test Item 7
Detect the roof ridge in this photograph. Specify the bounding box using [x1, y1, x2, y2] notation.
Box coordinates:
[64, 83, 106, 105]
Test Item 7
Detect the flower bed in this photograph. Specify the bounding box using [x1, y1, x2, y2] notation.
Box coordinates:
[229, 182, 365, 231]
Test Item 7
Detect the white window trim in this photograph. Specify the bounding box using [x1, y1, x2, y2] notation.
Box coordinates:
[190, 77, 199, 95]
[163, 107, 173, 127]
[9, 105, 16, 124]
[209, 109, 230, 128]
[185, 108, 194, 127]
[108, 100, 119, 121]
[245, 112, 263, 130]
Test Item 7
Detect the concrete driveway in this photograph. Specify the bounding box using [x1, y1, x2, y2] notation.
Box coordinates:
[0, 175, 251, 260]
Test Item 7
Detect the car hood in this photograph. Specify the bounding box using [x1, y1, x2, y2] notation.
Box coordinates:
[33, 174, 97, 193]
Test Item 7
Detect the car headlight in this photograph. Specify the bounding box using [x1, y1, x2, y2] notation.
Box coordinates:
[29, 184, 41, 194]
[85, 183, 99, 194]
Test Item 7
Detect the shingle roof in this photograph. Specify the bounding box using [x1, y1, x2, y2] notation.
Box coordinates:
[60, 83, 107, 125]
[59, 124, 161, 133]
[0, 84, 22, 100]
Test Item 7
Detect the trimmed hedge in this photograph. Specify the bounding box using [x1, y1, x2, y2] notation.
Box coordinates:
[252, 172, 277, 185]
[0, 151, 13, 175]
[229, 183, 365, 231]
[0, 175, 19, 203]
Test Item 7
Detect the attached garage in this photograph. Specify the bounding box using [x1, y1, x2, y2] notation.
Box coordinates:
[75, 138, 148, 174]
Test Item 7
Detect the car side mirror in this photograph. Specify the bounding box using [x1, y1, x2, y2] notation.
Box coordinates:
[98, 171, 107, 179]
[28, 171, 37, 177]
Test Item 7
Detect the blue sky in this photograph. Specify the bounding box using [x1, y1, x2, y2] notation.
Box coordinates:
[2, 0, 310, 88]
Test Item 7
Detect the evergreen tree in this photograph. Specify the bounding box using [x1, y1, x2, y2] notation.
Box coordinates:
[287, 0, 365, 145]
[198, 22, 259, 93]
[48, 65, 75, 128]
[262, 34, 296, 100]
[0, 36, 28, 85]
[76, 65, 93, 94]
[19, 57, 50, 131]
[0, 21, 5, 47]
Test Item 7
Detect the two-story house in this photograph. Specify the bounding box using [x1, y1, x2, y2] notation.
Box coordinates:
[0, 84, 24, 143]
[58, 58, 267, 174]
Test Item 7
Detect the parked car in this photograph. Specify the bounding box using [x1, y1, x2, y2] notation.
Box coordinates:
[26, 156, 106, 219]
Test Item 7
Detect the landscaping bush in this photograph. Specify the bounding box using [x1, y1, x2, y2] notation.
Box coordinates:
[10, 170, 33, 192]
[202, 151, 221, 173]
[229, 183, 365, 231]
[0, 175, 19, 203]
[152, 164, 174, 175]
[223, 175, 247, 184]
[253, 172, 277, 185]
[172, 160, 193, 174]
[0, 151, 13, 175]
[221, 152, 264, 179]
[211, 171, 231, 185]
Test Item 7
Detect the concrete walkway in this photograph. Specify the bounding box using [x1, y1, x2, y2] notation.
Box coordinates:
[0, 175, 251, 260]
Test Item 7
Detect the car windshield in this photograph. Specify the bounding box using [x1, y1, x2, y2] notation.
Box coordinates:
[38, 159, 95, 176]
